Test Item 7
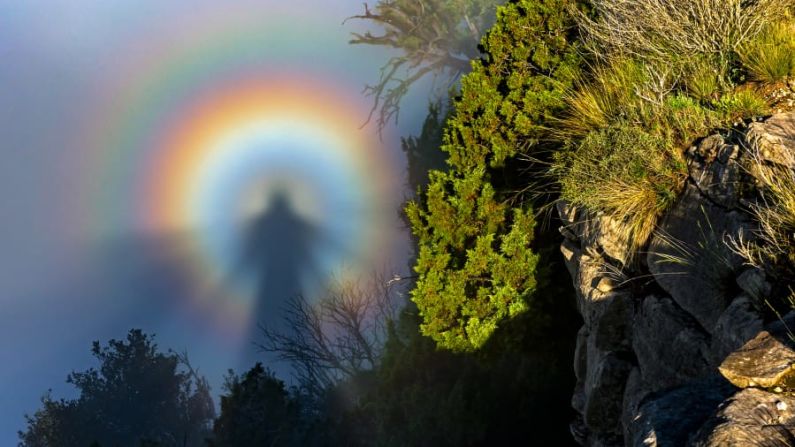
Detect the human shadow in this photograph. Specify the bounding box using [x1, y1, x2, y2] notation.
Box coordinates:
[235, 190, 323, 370]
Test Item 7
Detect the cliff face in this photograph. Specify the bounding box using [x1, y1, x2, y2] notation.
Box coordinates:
[561, 113, 795, 446]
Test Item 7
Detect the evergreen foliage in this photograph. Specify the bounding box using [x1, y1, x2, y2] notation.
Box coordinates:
[401, 101, 450, 192]
[407, 0, 582, 351]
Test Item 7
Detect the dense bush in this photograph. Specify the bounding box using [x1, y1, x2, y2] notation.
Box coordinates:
[407, 0, 583, 351]
[209, 364, 302, 447]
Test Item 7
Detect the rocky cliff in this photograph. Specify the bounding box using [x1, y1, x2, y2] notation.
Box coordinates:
[561, 112, 795, 446]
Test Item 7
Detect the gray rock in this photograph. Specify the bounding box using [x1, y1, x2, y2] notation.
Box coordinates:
[647, 129, 754, 332]
[622, 368, 648, 443]
[736, 268, 773, 300]
[592, 292, 634, 352]
[719, 318, 795, 389]
[710, 294, 764, 365]
[564, 244, 628, 328]
[693, 134, 724, 164]
[561, 239, 582, 289]
[558, 114, 795, 445]
[574, 326, 589, 382]
[688, 134, 743, 209]
[583, 352, 633, 439]
[633, 295, 712, 392]
[573, 379, 587, 414]
[647, 193, 746, 332]
[746, 112, 795, 169]
[571, 414, 590, 446]
[628, 376, 735, 447]
[691, 388, 795, 446]
[557, 201, 634, 265]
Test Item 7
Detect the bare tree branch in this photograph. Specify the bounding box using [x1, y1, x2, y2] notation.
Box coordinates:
[256, 269, 407, 399]
[346, 0, 502, 131]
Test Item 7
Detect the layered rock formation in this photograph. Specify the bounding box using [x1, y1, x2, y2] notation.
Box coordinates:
[561, 113, 795, 446]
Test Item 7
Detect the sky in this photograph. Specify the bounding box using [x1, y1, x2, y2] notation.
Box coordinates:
[0, 1, 433, 442]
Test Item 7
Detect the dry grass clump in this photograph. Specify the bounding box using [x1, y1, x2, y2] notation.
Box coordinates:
[577, 0, 794, 66]
[737, 148, 795, 272]
[556, 59, 653, 141]
[730, 142, 795, 312]
[556, 125, 687, 254]
[550, 0, 791, 262]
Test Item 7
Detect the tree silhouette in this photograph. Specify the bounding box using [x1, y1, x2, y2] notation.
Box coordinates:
[18, 329, 214, 447]
[209, 363, 303, 447]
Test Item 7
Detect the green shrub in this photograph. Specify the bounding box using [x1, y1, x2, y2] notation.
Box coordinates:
[739, 21, 795, 83]
[714, 89, 769, 122]
[408, 0, 582, 351]
[556, 125, 687, 254]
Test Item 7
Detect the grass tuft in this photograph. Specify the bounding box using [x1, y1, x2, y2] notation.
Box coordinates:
[715, 89, 770, 122]
[578, 0, 795, 68]
[556, 59, 647, 141]
[683, 56, 727, 102]
[739, 21, 795, 83]
[556, 125, 687, 255]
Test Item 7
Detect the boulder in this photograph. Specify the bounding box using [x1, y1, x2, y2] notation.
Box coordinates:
[688, 135, 743, 209]
[627, 376, 735, 447]
[719, 317, 795, 389]
[559, 113, 795, 446]
[574, 326, 589, 382]
[710, 294, 764, 365]
[735, 268, 772, 300]
[632, 295, 712, 392]
[621, 368, 647, 443]
[592, 292, 634, 353]
[647, 129, 754, 332]
[558, 201, 634, 265]
[746, 112, 795, 169]
[563, 243, 629, 328]
[691, 388, 795, 446]
[583, 351, 633, 439]
[647, 195, 746, 332]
